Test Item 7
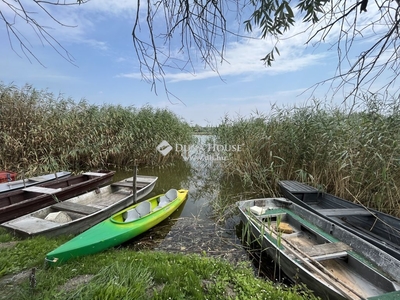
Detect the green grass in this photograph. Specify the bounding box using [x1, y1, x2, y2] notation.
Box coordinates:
[0, 229, 318, 300]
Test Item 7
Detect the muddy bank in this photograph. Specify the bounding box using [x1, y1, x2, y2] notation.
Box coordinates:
[154, 217, 249, 265]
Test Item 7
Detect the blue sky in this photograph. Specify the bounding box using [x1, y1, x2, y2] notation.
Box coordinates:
[1, 1, 395, 126]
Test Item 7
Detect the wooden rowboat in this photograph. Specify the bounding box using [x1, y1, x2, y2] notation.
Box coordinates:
[237, 197, 400, 300]
[1, 175, 158, 238]
[0, 171, 71, 194]
[0, 170, 114, 223]
[279, 180, 400, 260]
[0, 171, 17, 183]
[45, 189, 188, 266]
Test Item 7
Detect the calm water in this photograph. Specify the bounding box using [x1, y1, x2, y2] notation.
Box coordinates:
[106, 136, 239, 249]
[113, 135, 233, 221]
[113, 136, 278, 279]
[113, 160, 212, 220]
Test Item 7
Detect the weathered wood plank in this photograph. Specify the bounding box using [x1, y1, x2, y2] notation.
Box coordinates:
[318, 208, 373, 217]
[299, 242, 351, 260]
[22, 187, 62, 194]
[51, 202, 100, 215]
[82, 172, 107, 177]
[111, 182, 147, 188]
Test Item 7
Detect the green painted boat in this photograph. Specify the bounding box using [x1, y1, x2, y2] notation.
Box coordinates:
[45, 189, 188, 265]
[238, 198, 400, 300]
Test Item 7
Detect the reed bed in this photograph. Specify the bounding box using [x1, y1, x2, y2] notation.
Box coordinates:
[213, 97, 400, 216]
[0, 83, 193, 176]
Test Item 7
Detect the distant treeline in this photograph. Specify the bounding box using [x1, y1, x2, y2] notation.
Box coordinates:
[191, 125, 215, 135]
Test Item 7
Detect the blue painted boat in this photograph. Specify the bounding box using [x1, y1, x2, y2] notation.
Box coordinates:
[279, 180, 400, 260]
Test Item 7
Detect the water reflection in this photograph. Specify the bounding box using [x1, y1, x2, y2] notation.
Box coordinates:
[113, 136, 255, 253]
[114, 135, 231, 220]
[112, 135, 281, 281]
[114, 161, 211, 219]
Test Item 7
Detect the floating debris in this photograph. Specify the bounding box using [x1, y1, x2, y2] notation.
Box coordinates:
[155, 217, 249, 265]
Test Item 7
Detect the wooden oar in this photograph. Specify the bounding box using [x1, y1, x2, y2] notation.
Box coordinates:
[261, 222, 365, 300]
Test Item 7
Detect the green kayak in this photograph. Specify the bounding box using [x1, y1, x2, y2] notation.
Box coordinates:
[45, 189, 188, 265]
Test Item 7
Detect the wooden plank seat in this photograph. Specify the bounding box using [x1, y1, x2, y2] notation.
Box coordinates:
[318, 208, 374, 217]
[111, 181, 147, 188]
[299, 242, 351, 261]
[22, 186, 62, 194]
[279, 181, 318, 193]
[82, 172, 108, 177]
[51, 202, 100, 215]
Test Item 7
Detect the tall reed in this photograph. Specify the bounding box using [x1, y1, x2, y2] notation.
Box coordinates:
[214, 97, 400, 216]
[0, 83, 193, 176]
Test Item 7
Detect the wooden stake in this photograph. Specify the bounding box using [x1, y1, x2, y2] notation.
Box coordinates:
[133, 159, 137, 203]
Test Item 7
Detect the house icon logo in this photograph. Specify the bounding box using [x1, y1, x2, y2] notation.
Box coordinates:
[156, 140, 173, 156]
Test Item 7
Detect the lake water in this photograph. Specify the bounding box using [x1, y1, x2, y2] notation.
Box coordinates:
[112, 135, 279, 279]
[113, 135, 241, 221]
[113, 162, 212, 221]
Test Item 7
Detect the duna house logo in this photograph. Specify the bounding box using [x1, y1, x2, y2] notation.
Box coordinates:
[156, 140, 173, 156]
[157, 139, 243, 161]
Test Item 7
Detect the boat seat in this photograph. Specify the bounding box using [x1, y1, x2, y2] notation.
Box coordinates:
[123, 201, 151, 222]
[154, 189, 178, 211]
[318, 208, 373, 217]
[111, 181, 148, 188]
[22, 186, 62, 194]
[279, 181, 318, 193]
[164, 189, 178, 202]
[82, 172, 107, 177]
[299, 242, 351, 261]
[51, 202, 100, 215]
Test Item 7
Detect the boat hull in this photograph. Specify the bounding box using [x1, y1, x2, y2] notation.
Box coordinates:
[0, 171, 71, 193]
[1, 175, 158, 238]
[46, 189, 188, 265]
[0, 171, 17, 183]
[279, 180, 400, 260]
[238, 198, 400, 300]
[0, 170, 114, 223]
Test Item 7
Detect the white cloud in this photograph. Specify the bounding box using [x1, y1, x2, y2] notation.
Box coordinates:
[83, 0, 138, 15]
[117, 19, 329, 83]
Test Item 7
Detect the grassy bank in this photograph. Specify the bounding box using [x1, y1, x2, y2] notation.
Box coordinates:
[214, 97, 400, 216]
[0, 83, 193, 175]
[0, 229, 317, 299]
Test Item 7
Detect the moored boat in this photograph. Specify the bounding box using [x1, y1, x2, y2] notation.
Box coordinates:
[237, 197, 400, 300]
[45, 189, 188, 265]
[279, 180, 400, 260]
[0, 171, 17, 183]
[0, 171, 71, 194]
[1, 175, 158, 238]
[0, 170, 114, 223]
